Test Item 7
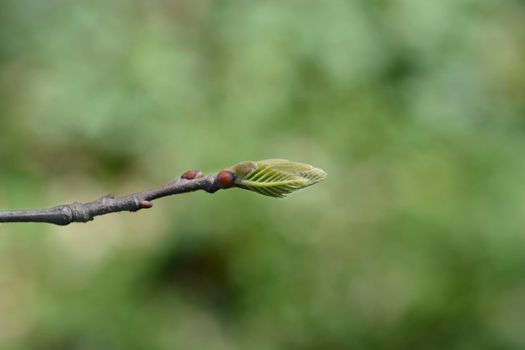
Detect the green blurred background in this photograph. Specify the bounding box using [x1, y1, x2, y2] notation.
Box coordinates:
[1, 0, 525, 349]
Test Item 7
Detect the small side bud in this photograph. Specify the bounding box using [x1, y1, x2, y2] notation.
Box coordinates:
[217, 170, 236, 189]
[139, 200, 153, 209]
[182, 170, 202, 180]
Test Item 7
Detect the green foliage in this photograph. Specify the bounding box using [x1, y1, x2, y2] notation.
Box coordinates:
[230, 159, 327, 198]
[1, 0, 525, 349]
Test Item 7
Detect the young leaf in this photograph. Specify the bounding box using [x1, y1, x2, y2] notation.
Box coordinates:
[227, 159, 327, 198]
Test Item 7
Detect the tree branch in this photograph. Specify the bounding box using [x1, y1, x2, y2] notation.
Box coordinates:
[0, 171, 224, 226]
[0, 159, 327, 226]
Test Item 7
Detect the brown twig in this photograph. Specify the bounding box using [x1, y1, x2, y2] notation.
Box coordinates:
[0, 159, 328, 226]
[0, 171, 226, 226]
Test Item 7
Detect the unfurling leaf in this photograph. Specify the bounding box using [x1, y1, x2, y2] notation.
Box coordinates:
[226, 159, 327, 198]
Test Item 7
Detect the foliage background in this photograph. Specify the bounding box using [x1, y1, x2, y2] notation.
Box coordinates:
[1, 0, 525, 349]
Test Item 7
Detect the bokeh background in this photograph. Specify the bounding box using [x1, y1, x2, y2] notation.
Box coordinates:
[1, 0, 525, 349]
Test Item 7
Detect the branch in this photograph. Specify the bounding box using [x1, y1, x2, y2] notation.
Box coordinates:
[0, 171, 222, 226]
[0, 159, 327, 226]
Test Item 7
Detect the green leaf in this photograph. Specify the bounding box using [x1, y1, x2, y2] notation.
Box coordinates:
[227, 159, 327, 198]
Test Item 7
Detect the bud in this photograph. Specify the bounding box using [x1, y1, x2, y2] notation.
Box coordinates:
[217, 170, 236, 188]
[182, 170, 201, 180]
[227, 159, 327, 198]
